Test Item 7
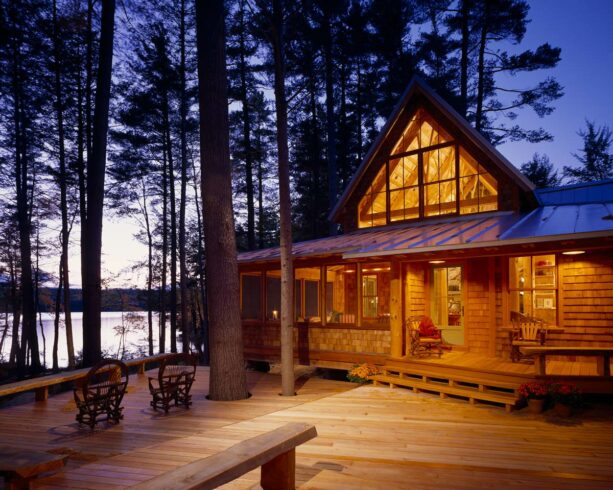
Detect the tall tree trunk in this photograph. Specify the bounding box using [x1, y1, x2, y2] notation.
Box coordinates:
[82, 0, 115, 367]
[158, 33, 177, 353]
[8, 249, 21, 367]
[141, 179, 154, 356]
[12, 28, 40, 374]
[271, 0, 295, 396]
[238, 0, 256, 250]
[195, 0, 247, 400]
[52, 262, 63, 371]
[257, 154, 264, 249]
[178, 0, 190, 353]
[323, 5, 338, 235]
[475, 1, 488, 134]
[191, 159, 209, 363]
[52, 0, 74, 369]
[459, 0, 470, 117]
[355, 59, 363, 162]
[166, 123, 177, 353]
[159, 144, 168, 353]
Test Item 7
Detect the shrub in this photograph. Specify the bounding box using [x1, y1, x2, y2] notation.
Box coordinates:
[518, 381, 549, 401]
[347, 363, 379, 384]
[549, 383, 582, 407]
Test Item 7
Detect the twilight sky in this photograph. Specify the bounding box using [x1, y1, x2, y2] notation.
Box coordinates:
[499, 0, 613, 171]
[59, 0, 612, 288]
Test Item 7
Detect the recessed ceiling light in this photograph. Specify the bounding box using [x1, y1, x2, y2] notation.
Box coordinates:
[562, 250, 585, 255]
[429, 260, 446, 264]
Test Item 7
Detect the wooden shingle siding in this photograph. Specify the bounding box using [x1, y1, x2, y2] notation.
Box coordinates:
[558, 252, 613, 347]
[466, 259, 491, 354]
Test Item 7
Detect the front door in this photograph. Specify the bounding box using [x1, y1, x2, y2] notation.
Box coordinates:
[431, 266, 464, 345]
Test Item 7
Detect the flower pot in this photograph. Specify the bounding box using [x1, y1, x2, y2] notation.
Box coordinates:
[527, 398, 545, 414]
[553, 402, 572, 417]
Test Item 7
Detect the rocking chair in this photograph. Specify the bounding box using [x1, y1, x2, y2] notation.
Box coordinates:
[74, 359, 129, 429]
[148, 353, 197, 414]
[406, 315, 443, 357]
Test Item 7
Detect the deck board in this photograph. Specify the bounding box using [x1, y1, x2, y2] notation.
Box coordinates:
[0, 367, 611, 489]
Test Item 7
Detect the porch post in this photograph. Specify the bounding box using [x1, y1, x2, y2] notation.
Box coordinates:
[390, 259, 403, 358]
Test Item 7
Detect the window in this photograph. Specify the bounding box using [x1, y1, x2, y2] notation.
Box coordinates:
[509, 255, 557, 325]
[360, 263, 390, 324]
[325, 265, 357, 323]
[431, 266, 464, 346]
[265, 270, 281, 320]
[357, 108, 498, 228]
[357, 166, 387, 228]
[240, 273, 261, 320]
[459, 149, 498, 214]
[295, 268, 321, 322]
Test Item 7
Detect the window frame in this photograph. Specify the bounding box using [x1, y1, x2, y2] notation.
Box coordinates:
[357, 141, 500, 228]
[508, 254, 559, 324]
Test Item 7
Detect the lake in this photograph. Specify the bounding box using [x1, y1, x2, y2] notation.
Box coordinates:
[0, 311, 159, 368]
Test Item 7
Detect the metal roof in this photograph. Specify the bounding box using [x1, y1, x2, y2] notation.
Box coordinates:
[500, 203, 613, 239]
[238, 202, 613, 264]
[535, 179, 613, 205]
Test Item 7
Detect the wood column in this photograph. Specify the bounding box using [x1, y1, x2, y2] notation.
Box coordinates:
[390, 259, 403, 358]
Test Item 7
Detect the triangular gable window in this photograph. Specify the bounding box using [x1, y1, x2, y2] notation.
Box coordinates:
[358, 107, 498, 228]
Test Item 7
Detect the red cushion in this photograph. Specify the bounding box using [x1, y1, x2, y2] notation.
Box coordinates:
[419, 317, 440, 338]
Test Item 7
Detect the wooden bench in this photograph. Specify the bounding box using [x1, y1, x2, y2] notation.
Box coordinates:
[0, 354, 168, 403]
[0, 446, 68, 489]
[130, 423, 317, 490]
[520, 347, 613, 376]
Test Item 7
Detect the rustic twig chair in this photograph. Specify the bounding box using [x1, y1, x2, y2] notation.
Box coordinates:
[406, 315, 443, 357]
[148, 353, 197, 414]
[73, 359, 129, 429]
[510, 317, 547, 362]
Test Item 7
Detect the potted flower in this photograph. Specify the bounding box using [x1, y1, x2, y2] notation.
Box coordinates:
[347, 363, 379, 384]
[518, 381, 549, 413]
[549, 383, 581, 416]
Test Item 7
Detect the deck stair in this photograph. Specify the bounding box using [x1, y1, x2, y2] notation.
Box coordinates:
[370, 359, 528, 412]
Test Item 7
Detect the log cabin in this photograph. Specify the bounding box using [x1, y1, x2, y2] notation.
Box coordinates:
[237, 77, 613, 399]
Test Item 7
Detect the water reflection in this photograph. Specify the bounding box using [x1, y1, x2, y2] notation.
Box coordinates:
[1, 311, 159, 368]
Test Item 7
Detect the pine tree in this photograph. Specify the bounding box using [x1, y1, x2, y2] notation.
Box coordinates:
[563, 122, 613, 183]
[520, 153, 561, 188]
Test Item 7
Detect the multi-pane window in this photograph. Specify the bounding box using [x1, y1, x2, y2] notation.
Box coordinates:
[240, 272, 261, 320]
[509, 255, 557, 325]
[358, 108, 498, 228]
[360, 263, 391, 324]
[325, 265, 357, 323]
[295, 267, 321, 322]
[357, 166, 387, 228]
[459, 149, 498, 214]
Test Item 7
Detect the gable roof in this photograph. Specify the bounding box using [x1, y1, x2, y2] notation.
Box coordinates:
[329, 76, 535, 223]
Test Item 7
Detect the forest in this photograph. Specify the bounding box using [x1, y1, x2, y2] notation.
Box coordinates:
[0, 0, 611, 380]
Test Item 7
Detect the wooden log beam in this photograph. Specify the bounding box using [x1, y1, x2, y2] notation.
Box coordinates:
[130, 423, 317, 490]
[389, 259, 403, 358]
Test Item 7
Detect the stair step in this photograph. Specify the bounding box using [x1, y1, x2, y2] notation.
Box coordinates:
[371, 374, 517, 412]
[382, 366, 518, 393]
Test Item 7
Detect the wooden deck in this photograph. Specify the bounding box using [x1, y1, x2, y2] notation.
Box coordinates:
[1, 367, 612, 489]
[391, 350, 605, 377]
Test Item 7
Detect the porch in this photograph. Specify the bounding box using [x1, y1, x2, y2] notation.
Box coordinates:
[371, 350, 613, 412]
[1, 367, 612, 489]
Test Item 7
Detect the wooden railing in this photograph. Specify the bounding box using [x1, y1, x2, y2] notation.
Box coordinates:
[0, 353, 169, 402]
[130, 423, 318, 490]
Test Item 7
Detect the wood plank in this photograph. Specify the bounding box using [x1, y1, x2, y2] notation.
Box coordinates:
[130, 424, 316, 490]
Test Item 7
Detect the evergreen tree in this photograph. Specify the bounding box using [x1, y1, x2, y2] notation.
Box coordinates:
[520, 153, 561, 188]
[563, 121, 613, 183]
